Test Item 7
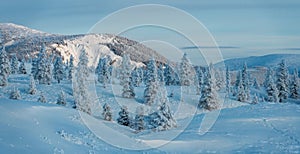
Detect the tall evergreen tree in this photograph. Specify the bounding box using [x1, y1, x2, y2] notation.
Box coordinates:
[242, 63, 250, 100]
[0, 46, 10, 86]
[225, 66, 231, 95]
[68, 55, 74, 80]
[120, 54, 135, 98]
[31, 57, 38, 79]
[237, 71, 247, 102]
[157, 63, 164, 83]
[276, 60, 289, 102]
[265, 68, 279, 103]
[53, 56, 64, 83]
[10, 54, 19, 74]
[117, 106, 131, 126]
[73, 49, 92, 114]
[102, 103, 112, 121]
[199, 67, 220, 110]
[253, 78, 260, 90]
[164, 62, 175, 86]
[131, 67, 143, 87]
[133, 106, 145, 131]
[144, 58, 158, 105]
[290, 68, 299, 99]
[18, 59, 27, 74]
[36, 45, 51, 85]
[28, 75, 37, 95]
[179, 53, 194, 86]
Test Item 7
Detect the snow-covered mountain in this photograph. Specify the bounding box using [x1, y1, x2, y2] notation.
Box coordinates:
[0, 23, 166, 66]
[220, 54, 300, 71]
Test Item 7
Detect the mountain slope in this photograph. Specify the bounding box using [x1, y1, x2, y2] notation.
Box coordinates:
[0, 23, 166, 66]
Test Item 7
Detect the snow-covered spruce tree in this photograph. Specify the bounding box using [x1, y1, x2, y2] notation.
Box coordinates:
[0, 46, 10, 86]
[242, 63, 250, 100]
[28, 75, 37, 95]
[97, 56, 111, 87]
[164, 62, 175, 86]
[290, 68, 299, 99]
[252, 93, 259, 104]
[265, 68, 279, 103]
[53, 56, 64, 84]
[68, 55, 74, 80]
[150, 85, 176, 131]
[18, 59, 27, 74]
[199, 67, 220, 110]
[10, 54, 19, 74]
[215, 68, 225, 91]
[38, 92, 47, 103]
[253, 78, 260, 90]
[131, 67, 142, 87]
[225, 66, 231, 95]
[36, 46, 52, 85]
[276, 60, 289, 102]
[120, 54, 135, 98]
[31, 58, 38, 79]
[102, 103, 112, 121]
[57, 90, 66, 106]
[144, 58, 158, 105]
[236, 71, 247, 102]
[117, 106, 131, 126]
[179, 53, 194, 86]
[133, 106, 145, 131]
[73, 49, 92, 114]
[157, 63, 165, 83]
[10, 87, 21, 100]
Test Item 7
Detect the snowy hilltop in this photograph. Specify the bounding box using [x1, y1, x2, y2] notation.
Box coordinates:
[0, 23, 300, 153]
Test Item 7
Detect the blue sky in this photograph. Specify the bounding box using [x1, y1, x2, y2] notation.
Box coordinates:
[1, 0, 300, 59]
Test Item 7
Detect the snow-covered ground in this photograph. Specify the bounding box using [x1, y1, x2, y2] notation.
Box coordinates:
[0, 74, 300, 153]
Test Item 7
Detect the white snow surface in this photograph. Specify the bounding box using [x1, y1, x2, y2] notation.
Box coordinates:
[0, 74, 300, 153]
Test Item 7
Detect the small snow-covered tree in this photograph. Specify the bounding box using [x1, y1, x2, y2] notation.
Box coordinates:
[117, 106, 131, 126]
[73, 48, 92, 114]
[199, 67, 220, 110]
[265, 68, 279, 103]
[144, 58, 158, 105]
[28, 75, 37, 95]
[0, 46, 10, 86]
[53, 56, 64, 83]
[38, 92, 47, 103]
[252, 93, 259, 104]
[68, 55, 74, 80]
[10, 87, 21, 100]
[236, 71, 247, 102]
[276, 60, 289, 102]
[164, 62, 175, 86]
[57, 90, 66, 106]
[179, 53, 194, 86]
[36, 46, 52, 85]
[102, 103, 112, 121]
[290, 68, 299, 99]
[253, 78, 260, 90]
[242, 63, 250, 100]
[120, 54, 135, 98]
[133, 106, 145, 131]
[10, 54, 19, 74]
[225, 66, 231, 95]
[18, 59, 27, 74]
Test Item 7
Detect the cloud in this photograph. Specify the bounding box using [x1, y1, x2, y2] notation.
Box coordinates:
[181, 46, 239, 50]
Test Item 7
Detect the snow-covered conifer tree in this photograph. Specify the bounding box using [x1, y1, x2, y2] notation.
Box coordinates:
[10, 87, 21, 100]
[144, 58, 158, 105]
[253, 78, 260, 89]
[18, 59, 27, 74]
[265, 68, 279, 103]
[28, 75, 37, 95]
[57, 90, 66, 106]
[276, 60, 289, 102]
[199, 67, 220, 110]
[68, 55, 74, 80]
[164, 62, 175, 86]
[31, 58, 38, 79]
[73, 48, 92, 114]
[179, 53, 194, 86]
[131, 67, 142, 87]
[0, 46, 10, 86]
[117, 106, 131, 126]
[226, 66, 231, 95]
[242, 63, 250, 100]
[36, 46, 51, 85]
[38, 92, 47, 103]
[157, 63, 164, 83]
[252, 93, 259, 104]
[120, 54, 135, 98]
[102, 103, 112, 121]
[53, 56, 64, 83]
[290, 68, 299, 99]
[237, 71, 247, 102]
[133, 106, 145, 131]
[10, 54, 18, 74]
